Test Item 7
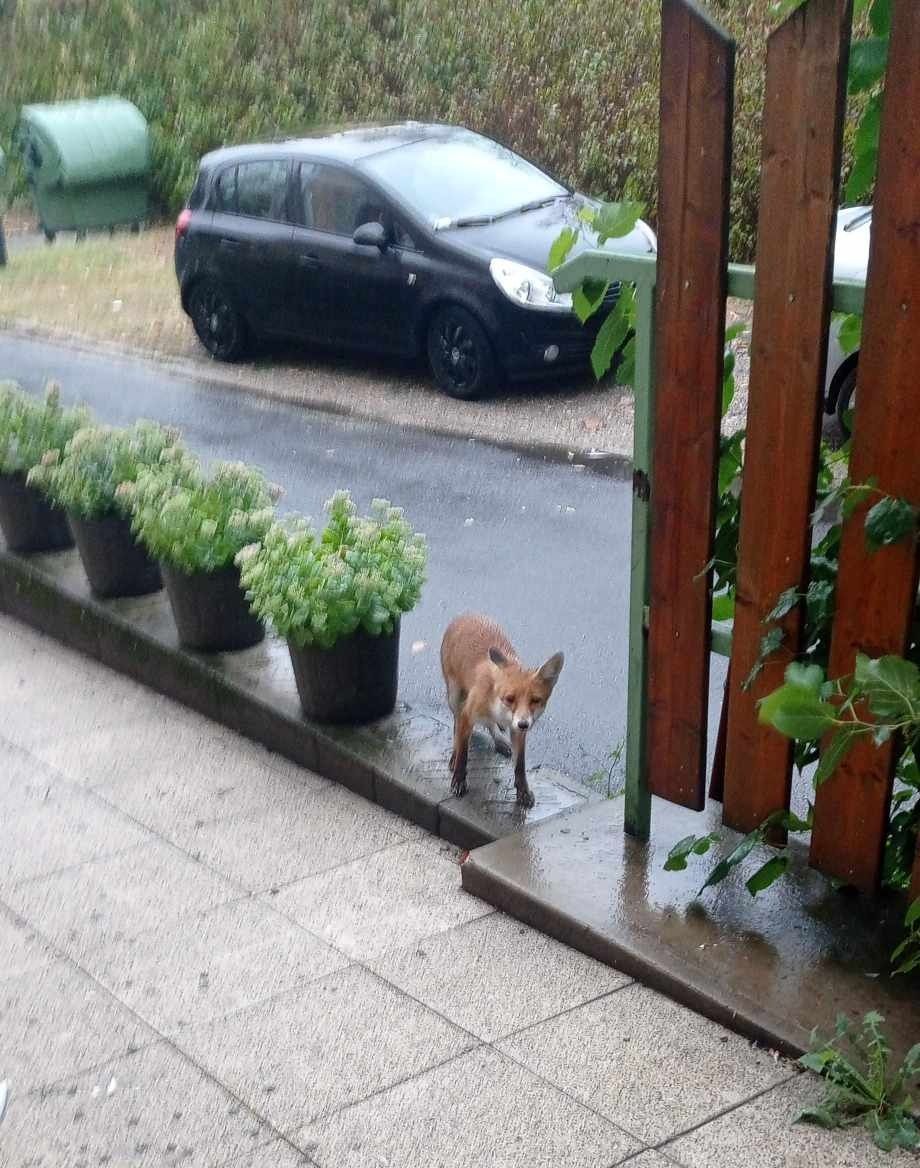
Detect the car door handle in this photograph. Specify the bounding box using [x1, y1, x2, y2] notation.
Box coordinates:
[297, 253, 321, 269]
[218, 237, 241, 250]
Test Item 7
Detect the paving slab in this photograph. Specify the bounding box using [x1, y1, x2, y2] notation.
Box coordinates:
[7, 839, 237, 958]
[1, 764, 149, 888]
[370, 910, 630, 1041]
[173, 964, 477, 1133]
[497, 983, 791, 1145]
[75, 895, 349, 1035]
[0, 959, 155, 1094]
[462, 796, 920, 1060]
[272, 840, 493, 961]
[664, 1074, 909, 1167]
[0, 547, 595, 848]
[0, 1041, 274, 1168]
[0, 908, 56, 981]
[299, 1045, 640, 1168]
[218, 1142, 315, 1167]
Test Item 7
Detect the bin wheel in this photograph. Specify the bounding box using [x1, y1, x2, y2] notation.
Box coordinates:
[130, 222, 141, 235]
[75, 231, 86, 243]
[43, 229, 56, 244]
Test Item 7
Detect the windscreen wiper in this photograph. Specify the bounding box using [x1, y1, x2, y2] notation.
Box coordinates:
[437, 194, 567, 231]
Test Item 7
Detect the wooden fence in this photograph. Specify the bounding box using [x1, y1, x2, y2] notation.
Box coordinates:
[647, 0, 920, 897]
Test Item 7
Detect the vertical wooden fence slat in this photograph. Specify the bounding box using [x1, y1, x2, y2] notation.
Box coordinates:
[811, 0, 920, 891]
[722, 0, 851, 834]
[646, 0, 734, 810]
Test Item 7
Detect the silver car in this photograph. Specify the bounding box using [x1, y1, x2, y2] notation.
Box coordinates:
[825, 205, 870, 433]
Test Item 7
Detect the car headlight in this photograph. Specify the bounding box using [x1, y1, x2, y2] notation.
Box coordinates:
[490, 258, 573, 312]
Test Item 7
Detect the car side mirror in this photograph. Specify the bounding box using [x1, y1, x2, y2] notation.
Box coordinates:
[353, 221, 388, 249]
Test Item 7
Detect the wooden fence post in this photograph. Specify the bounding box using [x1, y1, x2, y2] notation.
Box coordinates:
[646, 0, 734, 810]
[722, 0, 851, 833]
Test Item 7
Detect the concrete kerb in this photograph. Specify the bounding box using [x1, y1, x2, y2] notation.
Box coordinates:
[0, 546, 596, 850]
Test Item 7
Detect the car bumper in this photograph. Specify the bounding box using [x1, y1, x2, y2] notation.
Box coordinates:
[493, 291, 619, 380]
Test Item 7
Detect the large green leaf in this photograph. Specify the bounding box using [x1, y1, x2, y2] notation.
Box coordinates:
[864, 496, 917, 550]
[854, 654, 920, 722]
[815, 724, 861, 786]
[838, 313, 862, 357]
[548, 226, 578, 272]
[869, 0, 891, 37]
[591, 201, 643, 244]
[712, 593, 734, 622]
[573, 279, 609, 325]
[758, 682, 837, 740]
[745, 855, 789, 897]
[699, 831, 760, 893]
[664, 832, 719, 872]
[590, 300, 631, 380]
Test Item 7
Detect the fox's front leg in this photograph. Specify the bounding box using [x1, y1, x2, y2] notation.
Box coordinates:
[512, 728, 534, 808]
[450, 706, 474, 797]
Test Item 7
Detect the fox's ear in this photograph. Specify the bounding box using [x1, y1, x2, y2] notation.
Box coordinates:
[538, 652, 564, 688]
[489, 647, 509, 668]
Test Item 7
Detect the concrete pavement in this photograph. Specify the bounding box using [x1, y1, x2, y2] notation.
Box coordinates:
[0, 614, 899, 1166]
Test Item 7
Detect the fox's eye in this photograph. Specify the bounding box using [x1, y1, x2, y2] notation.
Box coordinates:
[504, 695, 515, 707]
[532, 697, 544, 706]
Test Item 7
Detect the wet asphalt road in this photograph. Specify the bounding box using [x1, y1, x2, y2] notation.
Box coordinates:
[0, 334, 726, 785]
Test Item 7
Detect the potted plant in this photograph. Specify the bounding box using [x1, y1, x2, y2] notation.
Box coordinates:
[237, 490, 427, 722]
[0, 381, 91, 553]
[27, 421, 181, 598]
[120, 452, 279, 652]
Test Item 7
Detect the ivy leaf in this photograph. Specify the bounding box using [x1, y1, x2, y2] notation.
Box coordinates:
[742, 627, 784, 690]
[785, 662, 825, 694]
[699, 831, 760, 894]
[615, 335, 636, 388]
[815, 724, 862, 786]
[548, 226, 578, 272]
[848, 37, 889, 94]
[854, 654, 920, 722]
[745, 855, 789, 897]
[590, 299, 631, 380]
[845, 146, 879, 203]
[712, 593, 734, 622]
[591, 200, 643, 243]
[664, 832, 719, 871]
[868, 0, 891, 37]
[864, 496, 917, 550]
[572, 279, 609, 325]
[766, 586, 800, 622]
[838, 313, 862, 357]
[758, 681, 837, 741]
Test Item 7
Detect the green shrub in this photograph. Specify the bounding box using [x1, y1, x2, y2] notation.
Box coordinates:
[27, 419, 181, 519]
[120, 452, 280, 574]
[237, 490, 427, 649]
[0, 381, 92, 477]
[0, 0, 869, 262]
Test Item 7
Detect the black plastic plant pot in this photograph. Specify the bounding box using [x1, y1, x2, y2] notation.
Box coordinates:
[161, 563, 264, 652]
[288, 621, 400, 724]
[68, 511, 162, 599]
[0, 472, 74, 553]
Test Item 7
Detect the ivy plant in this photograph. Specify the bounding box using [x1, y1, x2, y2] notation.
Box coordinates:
[0, 381, 92, 477]
[120, 450, 280, 574]
[237, 491, 427, 650]
[27, 420, 182, 520]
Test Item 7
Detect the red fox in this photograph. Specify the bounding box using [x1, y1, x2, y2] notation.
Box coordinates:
[440, 613, 564, 808]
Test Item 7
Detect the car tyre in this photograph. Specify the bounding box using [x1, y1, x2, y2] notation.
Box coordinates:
[426, 304, 497, 400]
[189, 280, 249, 362]
[834, 365, 857, 437]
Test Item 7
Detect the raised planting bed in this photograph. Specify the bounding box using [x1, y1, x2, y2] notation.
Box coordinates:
[0, 545, 595, 849]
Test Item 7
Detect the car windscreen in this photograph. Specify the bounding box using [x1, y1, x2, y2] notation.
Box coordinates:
[360, 136, 566, 228]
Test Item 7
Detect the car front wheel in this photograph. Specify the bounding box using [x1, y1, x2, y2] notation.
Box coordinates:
[189, 280, 248, 362]
[426, 305, 497, 400]
[835, 365, 857, 437]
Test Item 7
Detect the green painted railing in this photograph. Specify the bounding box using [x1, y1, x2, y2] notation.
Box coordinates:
[553, 249, 865, 839]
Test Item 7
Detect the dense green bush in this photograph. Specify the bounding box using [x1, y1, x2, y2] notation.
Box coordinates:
[0, 0, 866, 260]
[27, 420, 181, 519]
[237, 491, 427, 649]
[119, 450, 280, 573]
[0, 381, 92, 476]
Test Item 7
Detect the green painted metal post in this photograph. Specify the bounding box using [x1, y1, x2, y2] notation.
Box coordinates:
[623, 278, 656, 840]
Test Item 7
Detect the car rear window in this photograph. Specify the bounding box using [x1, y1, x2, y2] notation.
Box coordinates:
[210, 160, 291, 222]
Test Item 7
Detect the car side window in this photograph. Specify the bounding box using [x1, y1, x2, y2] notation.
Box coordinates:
[211, 166, 238, 213]
[234, 160, 291, 222]
[298, 163, 393, 239]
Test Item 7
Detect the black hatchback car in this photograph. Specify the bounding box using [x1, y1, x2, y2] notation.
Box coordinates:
[175, 123, 657, 399]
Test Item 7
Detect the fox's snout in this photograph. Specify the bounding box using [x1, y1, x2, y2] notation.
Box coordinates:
[515, 717, 532, 731]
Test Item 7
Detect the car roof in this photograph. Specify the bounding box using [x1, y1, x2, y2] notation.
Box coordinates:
[198, 122, 483, 170]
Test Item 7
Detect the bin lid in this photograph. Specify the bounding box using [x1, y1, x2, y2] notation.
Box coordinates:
[18, 97, 148, 188]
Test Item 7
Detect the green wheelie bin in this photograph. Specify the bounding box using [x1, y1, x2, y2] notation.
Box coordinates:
[16, 96, 149, 242]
